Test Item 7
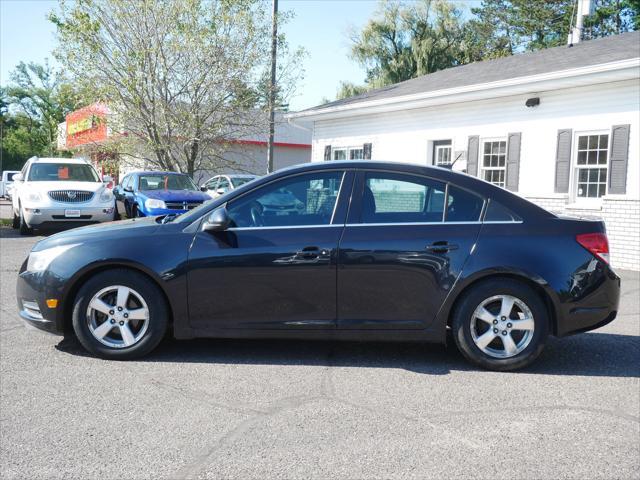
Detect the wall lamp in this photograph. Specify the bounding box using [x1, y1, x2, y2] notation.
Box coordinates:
[526, 97, 540, 108]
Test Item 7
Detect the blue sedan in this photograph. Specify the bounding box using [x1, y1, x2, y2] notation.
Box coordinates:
[113, 171, 211, 218]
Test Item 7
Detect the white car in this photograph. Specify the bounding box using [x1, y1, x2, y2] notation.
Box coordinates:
[11, 157, 116, 234]
[200, 174, 258, 198]
[1, 170, 20, 198]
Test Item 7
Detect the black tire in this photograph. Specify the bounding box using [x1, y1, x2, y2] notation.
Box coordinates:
[451, 279, 548, 371]
[71, 269, 168, 360]
[132, 203, 142, 217]
[113, 202, 121, 221]
[18, 205, 32, 235]
[11, 209, 19, 229]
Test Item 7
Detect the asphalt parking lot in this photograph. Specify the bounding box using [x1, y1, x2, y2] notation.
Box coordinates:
[0, 226, 638, 480]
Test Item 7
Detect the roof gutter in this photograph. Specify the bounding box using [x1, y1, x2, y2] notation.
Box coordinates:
[287, 58, 639, 122]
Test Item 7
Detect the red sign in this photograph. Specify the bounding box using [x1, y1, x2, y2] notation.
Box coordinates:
[65, 103, 109, 148]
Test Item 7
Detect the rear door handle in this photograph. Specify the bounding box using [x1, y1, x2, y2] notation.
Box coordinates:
[425, 241, 459, 253]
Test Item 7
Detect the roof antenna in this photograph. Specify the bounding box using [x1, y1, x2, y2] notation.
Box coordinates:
[443, 152, 464, 171]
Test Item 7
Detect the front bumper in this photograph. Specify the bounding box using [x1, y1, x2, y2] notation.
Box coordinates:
[23, 206, 114, 227]
[16, 269, 65, 335]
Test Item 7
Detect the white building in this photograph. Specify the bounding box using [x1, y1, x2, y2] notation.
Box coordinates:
[287, 31, 640, 271]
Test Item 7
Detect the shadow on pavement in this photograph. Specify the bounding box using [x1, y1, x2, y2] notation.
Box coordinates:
[56, 330, 639, 378]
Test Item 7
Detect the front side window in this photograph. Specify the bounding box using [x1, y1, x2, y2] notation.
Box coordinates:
[361, 172, 446, 223]
[217, 177, 230, 193]
[28, 163, 100, 182]
[205, 177, 218, 189]
[138, 174, 197, 191]
[575, 133, 608, 198]
[481, 140, 507, 187]
[227, 171, 344, 228]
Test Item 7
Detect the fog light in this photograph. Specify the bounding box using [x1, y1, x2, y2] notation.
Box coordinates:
[46, 299, 58, 308]
[25, 208, 41, 214]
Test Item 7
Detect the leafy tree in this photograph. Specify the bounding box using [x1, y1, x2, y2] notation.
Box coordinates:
[49, 0, 304, 176]
[4, 61, 80, 157]
[336, 81, 369, 100]
[349, 0, 466, 88]
[583, 0, 640, 38]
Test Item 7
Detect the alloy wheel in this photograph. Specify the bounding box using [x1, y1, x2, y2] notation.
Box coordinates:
[86, 285, 150, 348]
[470, 294, 535, 359]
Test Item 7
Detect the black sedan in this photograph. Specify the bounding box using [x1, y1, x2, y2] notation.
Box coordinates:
[16, 161, 620, 370]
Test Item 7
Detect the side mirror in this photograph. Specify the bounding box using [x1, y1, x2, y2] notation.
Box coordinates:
[13, 173, 23, 182]
[203, 208, 231, 232]
[124, 186, 134, 193]
[200, 185, 208, 192]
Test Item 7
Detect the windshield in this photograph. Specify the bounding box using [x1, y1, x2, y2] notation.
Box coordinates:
[139, 174, 197, 191]
[28, 163, 100, 182]
[230, 176, 257, 188]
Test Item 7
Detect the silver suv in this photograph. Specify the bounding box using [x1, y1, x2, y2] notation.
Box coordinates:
[11, 157, 115, 234]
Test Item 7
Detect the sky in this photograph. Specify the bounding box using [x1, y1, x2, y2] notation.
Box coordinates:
[0, 0, 383, 111]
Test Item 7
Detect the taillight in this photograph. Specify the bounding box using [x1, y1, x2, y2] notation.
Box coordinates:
[576, 232, 610, 264]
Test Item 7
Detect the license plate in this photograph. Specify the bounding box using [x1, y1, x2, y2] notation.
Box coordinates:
[64, 209, 81, 218]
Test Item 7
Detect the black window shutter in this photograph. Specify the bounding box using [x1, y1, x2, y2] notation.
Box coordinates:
[554, 129, 572, 193]
[467, 136, 479, 176]
[363, 143, 372, 159]
[506, 132, 522, 192]
[608, 124, 630, 194]
[324, 145, 332, 161]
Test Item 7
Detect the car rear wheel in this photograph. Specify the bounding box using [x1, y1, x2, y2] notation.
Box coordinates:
[11, 209, 19, 229]
[72, 269, 168, 360]
[451, 279, 548, 371]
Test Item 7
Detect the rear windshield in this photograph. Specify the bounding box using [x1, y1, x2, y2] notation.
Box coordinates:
[139, 174, 197, 191]
[28, 163, 100, 182]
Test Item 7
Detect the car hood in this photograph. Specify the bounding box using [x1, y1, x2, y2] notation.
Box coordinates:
[23, 181, 106, 193]
[139, 189, 210, 202]
[32, 216, 160, 252]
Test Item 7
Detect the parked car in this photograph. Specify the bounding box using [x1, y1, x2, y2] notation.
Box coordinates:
[113, 171, 211, 218]
[11, 157, 115, 235]
[16, 161, 620, 370]
[5, 183, 15, 201]
[200, 174, 257, 198]
[1, 170, 20, 198]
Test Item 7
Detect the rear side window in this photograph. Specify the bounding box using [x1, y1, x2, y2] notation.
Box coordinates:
[362, 172, 446, 224]
[484, 199, 522, 222]
[444, 186, 484, 222]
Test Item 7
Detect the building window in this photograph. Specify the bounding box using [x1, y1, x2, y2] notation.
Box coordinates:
[575, 133, 608, 198]
[332, 147, 364, 160]
[481, 139, 507, 187]
[433, 140, 452, 166]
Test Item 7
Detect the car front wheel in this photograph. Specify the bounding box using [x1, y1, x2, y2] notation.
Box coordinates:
[451, 279, 548, 371]
[72, 269, 168, 360]
[18, 205, 32, 235]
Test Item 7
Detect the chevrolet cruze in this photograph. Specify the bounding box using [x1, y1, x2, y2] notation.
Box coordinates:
[16, 161, 620, 370]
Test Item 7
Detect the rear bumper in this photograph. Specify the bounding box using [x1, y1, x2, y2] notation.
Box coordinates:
[16, 270, 65, 335]
[556, 263, 621, 337]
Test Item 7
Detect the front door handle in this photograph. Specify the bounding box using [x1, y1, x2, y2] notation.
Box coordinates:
[425, 241, 459, 253]
[295, 246, 326, 259]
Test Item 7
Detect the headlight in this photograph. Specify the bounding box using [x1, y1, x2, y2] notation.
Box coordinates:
[26, 244, 78, 273]
[99, 189, 114, 202]
[26, 191, 42, 202]
[145, 198, 166, 210]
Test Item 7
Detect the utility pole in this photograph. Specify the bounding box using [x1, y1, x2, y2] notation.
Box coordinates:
[267, 0, 278, 173]
[568, 0, 592, 45]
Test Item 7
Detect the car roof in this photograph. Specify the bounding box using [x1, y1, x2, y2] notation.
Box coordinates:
[134, 171, 187, 176]
[271, 160, 555, 220]
[29, 157, 91, 165]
